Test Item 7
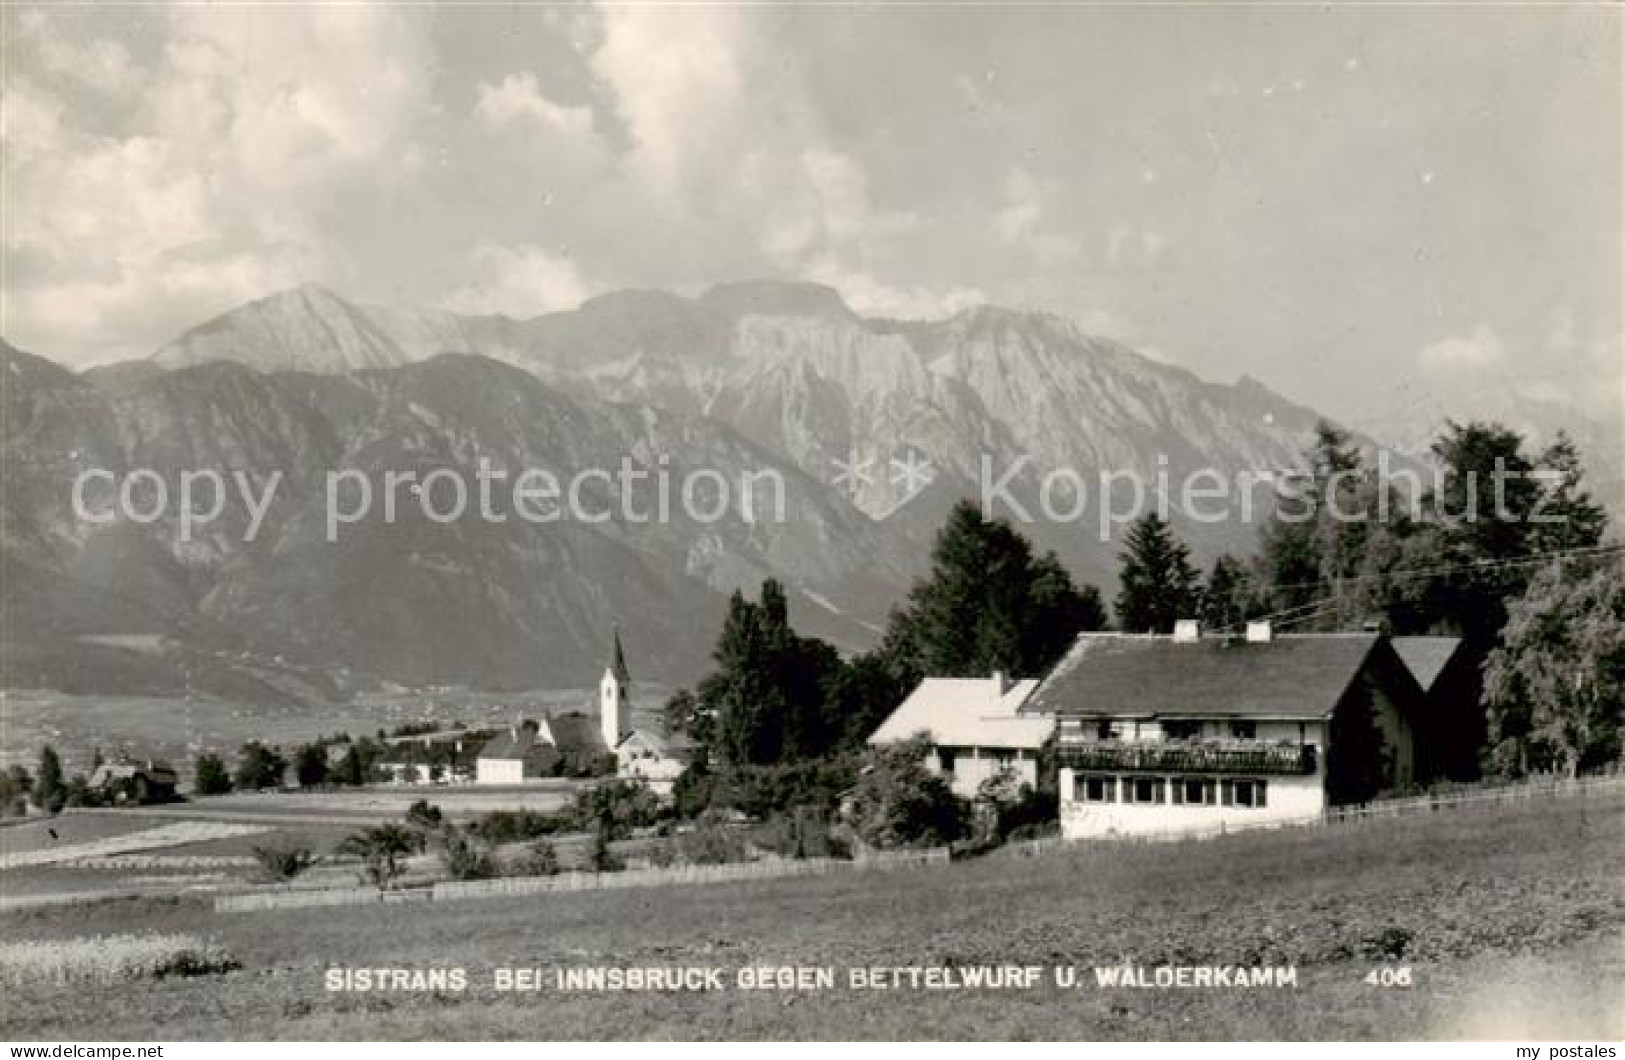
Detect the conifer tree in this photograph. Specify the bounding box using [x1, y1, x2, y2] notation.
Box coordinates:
[1114, 513, 1199, 633]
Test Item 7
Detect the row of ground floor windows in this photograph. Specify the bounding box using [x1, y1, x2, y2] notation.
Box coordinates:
[1073, 774, 1268, 808]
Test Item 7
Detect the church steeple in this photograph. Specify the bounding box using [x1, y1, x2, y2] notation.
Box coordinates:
[600, 624, 631, 749]
[611, 625, 630, 685]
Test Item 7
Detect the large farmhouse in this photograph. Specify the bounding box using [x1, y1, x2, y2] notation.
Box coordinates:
[868, 673, 1050, 798]
[1021, 621, 1428, 839]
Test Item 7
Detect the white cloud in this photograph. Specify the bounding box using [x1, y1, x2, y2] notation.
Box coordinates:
[14, 10, 139, 96]
[590, 6, 746, 200]
[439, 242, 593, 318]
[992, 168, 1080, 266]
[803, 256, 983, 322]
[1419, 324, 1506, 374]
[474, 73, 593, 135]
[0, 75, 65, 163]
[2, 6, 438, 358]
[1104, 223, 1168, 269]
[993, 168, 1043, 243]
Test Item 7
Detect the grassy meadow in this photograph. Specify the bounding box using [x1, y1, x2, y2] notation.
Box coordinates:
[1, 791, 1621, 1040]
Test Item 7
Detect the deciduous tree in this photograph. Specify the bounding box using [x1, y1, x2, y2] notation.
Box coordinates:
[1483, 563, 1625, 778]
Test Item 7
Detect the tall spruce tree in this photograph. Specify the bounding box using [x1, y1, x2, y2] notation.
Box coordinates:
[1259, 421, 1377, 623]
[1199, 554, 1255, 631]
[1409, 422, 1607, 647]
[35, 745, 65, 814]
[882, 500, 1106, 681]
[1114, 513, 1200, 633]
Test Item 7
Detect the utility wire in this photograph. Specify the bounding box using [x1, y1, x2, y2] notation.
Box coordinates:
[1204, 541, 1625, 637]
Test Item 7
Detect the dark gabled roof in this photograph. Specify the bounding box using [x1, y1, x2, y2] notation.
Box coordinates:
[476, 725, 541, 761]
[1391, 636, 1464, 693]
[546, 712, 608, 754]
[1020, 633, 1389, 719]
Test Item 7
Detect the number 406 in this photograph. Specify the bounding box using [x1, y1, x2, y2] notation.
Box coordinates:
[1364, 967, 1413, 987]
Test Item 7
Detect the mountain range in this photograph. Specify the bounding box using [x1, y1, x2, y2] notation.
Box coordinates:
[4, 280, 1614, 699]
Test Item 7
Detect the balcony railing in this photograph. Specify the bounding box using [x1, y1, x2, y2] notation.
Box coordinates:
[1056, 738, 1317, 776]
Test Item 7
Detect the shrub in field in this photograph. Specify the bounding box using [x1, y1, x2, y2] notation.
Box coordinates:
[703, 755, 862, 821]
[571, 778, 664, 840]
[405, 799, 444, 831]
[0, 934, 239, 987]
[507, 839, 561, 877]
[589, 828, 624, 873]
[0, 764, 33, 817]
[234, 742, 287, 791]
[471, 809, 566, 844]
[194, 753, 232, 795]
[972, 771, 1057, 845]
[340, 823, 423, 889]
[63, 774, 104, 809]
[437, 826, 495, 881]
[845, 736, 966, 849]
[251, 839, 314, 882]
[751, 806, 844, 860]
[676, 812, 750, 865]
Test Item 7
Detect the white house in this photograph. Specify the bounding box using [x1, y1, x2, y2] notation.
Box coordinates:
[868, 672, 1051, 798]
[1020, 620, 1427, 840]
[473, 721, 553, 784]
[615, 729, 689, 785]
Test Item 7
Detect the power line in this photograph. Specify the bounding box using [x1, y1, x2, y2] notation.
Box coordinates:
[1253, 541, 1625, 598]
[1205, 541, 1625, 637]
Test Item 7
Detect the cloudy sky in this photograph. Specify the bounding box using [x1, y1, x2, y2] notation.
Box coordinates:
[2, 3, 1620, 427]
